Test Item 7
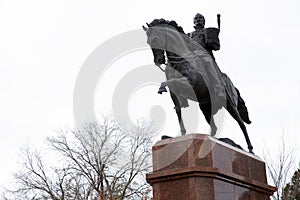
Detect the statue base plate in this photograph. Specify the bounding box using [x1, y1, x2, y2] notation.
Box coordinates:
[146, 134, 276, 200]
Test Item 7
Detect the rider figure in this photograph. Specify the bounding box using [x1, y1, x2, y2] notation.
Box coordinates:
[189, 13, 226, 103]
[189, 13, 215, 58]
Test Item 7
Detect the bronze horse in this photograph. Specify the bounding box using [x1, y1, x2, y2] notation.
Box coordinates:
[143, 19, 253, 153]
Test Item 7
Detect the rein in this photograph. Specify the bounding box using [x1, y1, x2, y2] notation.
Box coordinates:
[156, 64, 165, 72]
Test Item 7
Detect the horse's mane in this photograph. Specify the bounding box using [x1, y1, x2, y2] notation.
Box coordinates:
[148, 18, 185, 34]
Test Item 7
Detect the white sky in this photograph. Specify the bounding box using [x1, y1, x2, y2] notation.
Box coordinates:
[1, 0, 300, 190]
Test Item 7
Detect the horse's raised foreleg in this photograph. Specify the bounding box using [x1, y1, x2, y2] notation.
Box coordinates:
[158, 78, 197, 101]
[199, 103, 217, 137]
[158, 82, 168, 94]
[227, 102, 254, 153]
[159, 78, 189, 94]
[170, 91, 186, 135]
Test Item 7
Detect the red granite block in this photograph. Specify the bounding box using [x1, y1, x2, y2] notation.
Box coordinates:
[147, 134, 276, 200]
[232, 151, 251, 178]
[249, 158, 267, 183]
[214, 179, 235, 200]
[212, 143, 232, 174]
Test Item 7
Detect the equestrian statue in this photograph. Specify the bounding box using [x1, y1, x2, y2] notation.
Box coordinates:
[143, 13, 254, 153]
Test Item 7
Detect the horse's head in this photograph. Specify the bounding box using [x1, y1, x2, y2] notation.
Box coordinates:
[143, 19, 186, 66]
[143, 20, 166, 66]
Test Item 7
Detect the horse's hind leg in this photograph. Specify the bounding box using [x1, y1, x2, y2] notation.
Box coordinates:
[199, 103, 217, 137]
[227, 102, 254, 153]
[170, 91, 186, 135]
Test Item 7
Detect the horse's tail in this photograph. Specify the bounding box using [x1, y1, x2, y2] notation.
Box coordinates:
[236, 88, 251, 124]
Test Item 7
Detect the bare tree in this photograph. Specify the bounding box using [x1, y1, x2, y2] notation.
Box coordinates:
[5, 117, 153, 200]
[4, 147, 72, 200]
[264, 133, 296, 200]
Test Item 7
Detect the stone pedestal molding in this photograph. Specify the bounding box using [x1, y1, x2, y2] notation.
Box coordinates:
[146, 134, 276, 200]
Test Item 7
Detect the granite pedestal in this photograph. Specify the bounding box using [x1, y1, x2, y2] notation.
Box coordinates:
[146, 134, 276, 200]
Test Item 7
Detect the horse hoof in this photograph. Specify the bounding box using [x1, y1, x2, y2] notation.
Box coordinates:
[158, 87, 167, 94]
[161, 135, 172, 140]
[249, 149, 254, 154]
[181, 130, 186, 135]
[211, 129, 217, 137]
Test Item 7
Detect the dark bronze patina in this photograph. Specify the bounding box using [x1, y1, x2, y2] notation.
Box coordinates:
[143, 15, 253, 153]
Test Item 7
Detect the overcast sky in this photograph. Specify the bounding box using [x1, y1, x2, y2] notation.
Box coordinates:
[1, 0, 300, 190]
